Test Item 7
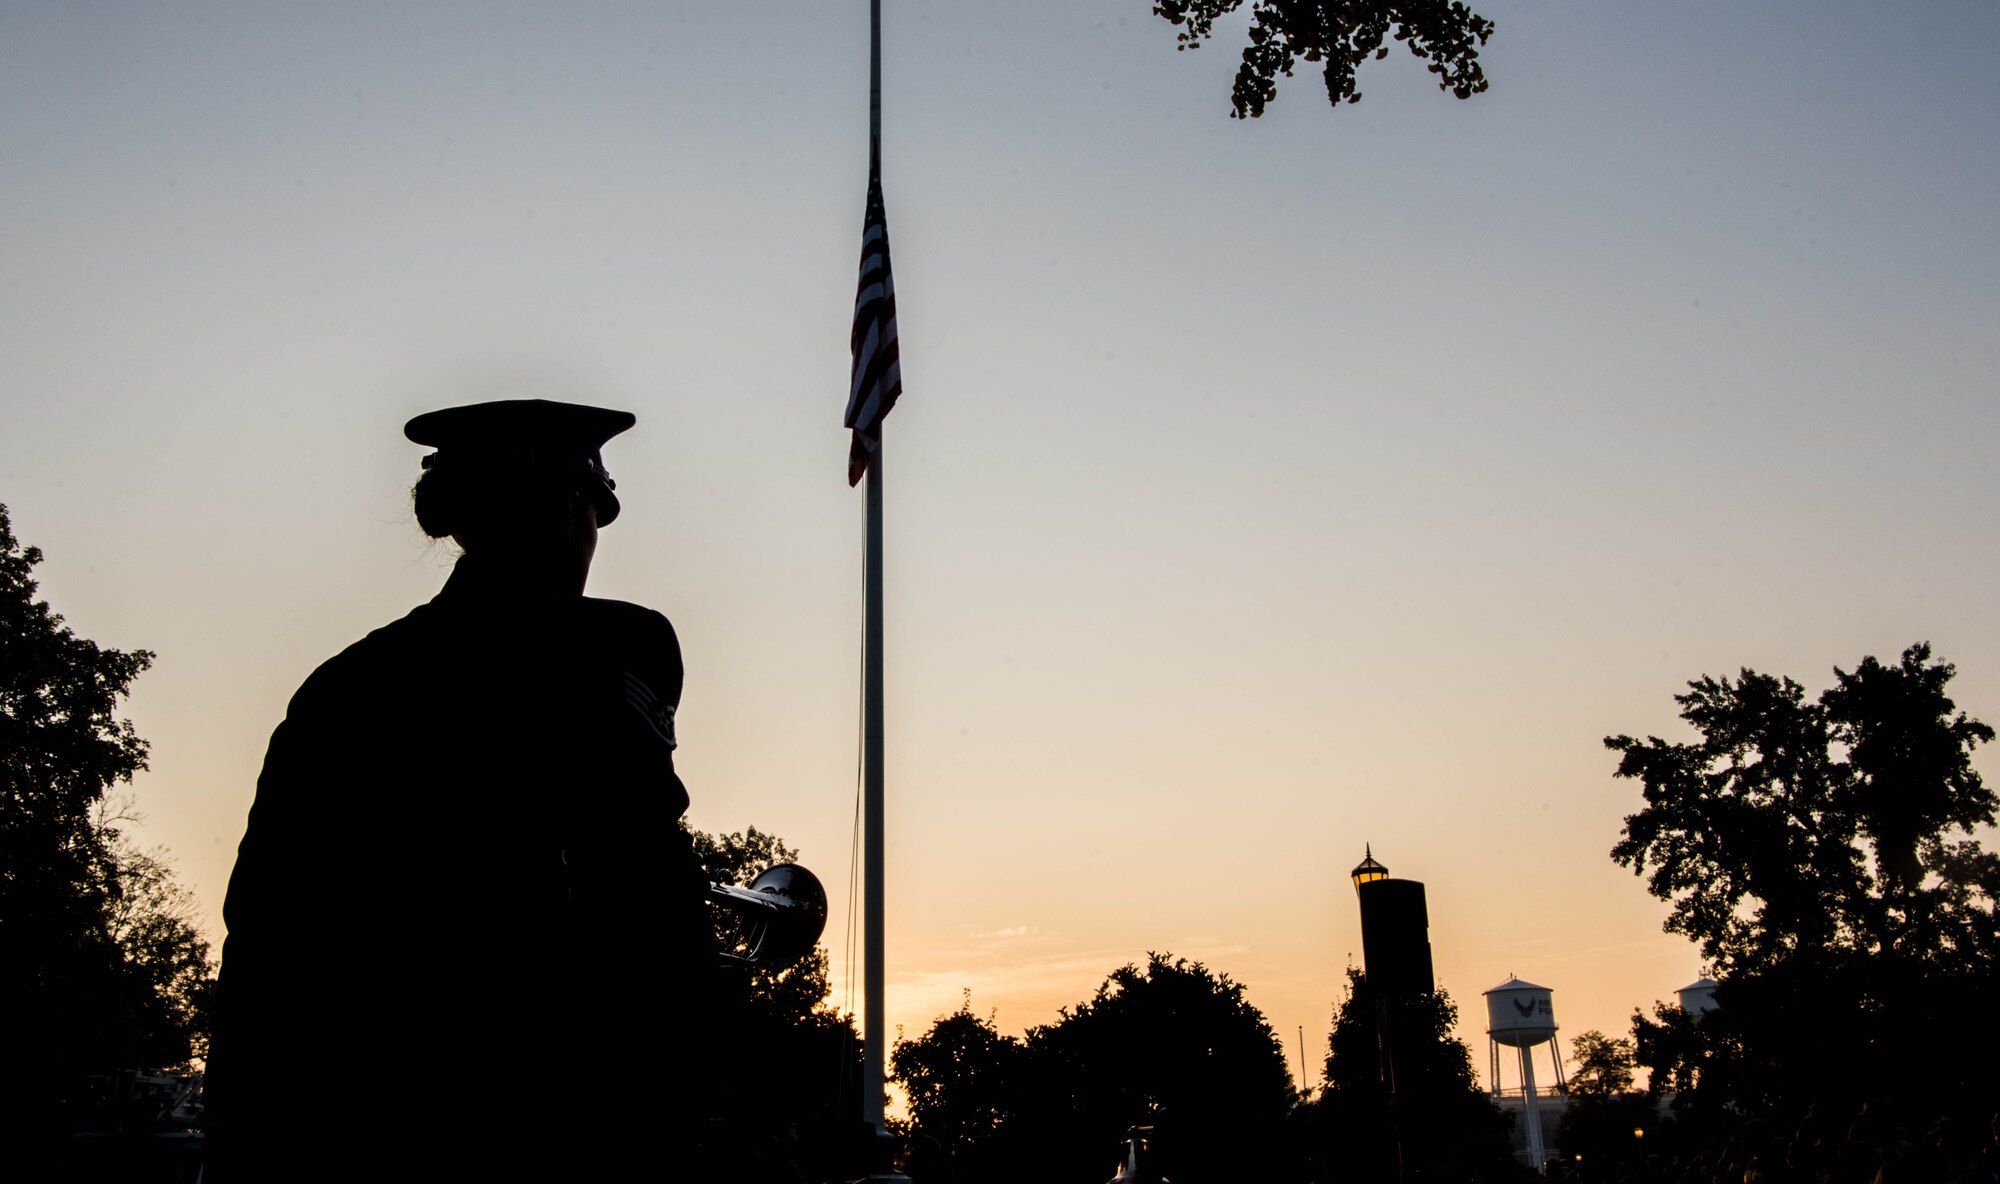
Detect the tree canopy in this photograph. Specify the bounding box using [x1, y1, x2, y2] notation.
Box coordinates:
[1607, 643, 1998, 981]
[889, 958, 1535, 1180]
[1606, 644, 2000, 1120]
[1555, 1029, 1657, 1177]
[0, 504, 214, 1148]
[890, 993, 1026, 1174]
[891, 953, 1298, 1181]
[1026, 953, 1298, 1181]
[683, 821, 854, 1059]
[1151, 0, 1496, 118]
[1311, 967, 1523, 1182]
[1565, 1029, 1636, 1100]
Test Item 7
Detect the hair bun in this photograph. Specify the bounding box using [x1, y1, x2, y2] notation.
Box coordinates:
[411, 466, 458, 538]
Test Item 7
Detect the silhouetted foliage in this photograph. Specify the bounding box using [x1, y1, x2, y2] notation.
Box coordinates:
[1022, 953, 1298, 1181]
[686, 821, 838, 1021]
[890, 993, 1026, 1179]
[1306, 967, 1525, 1182]
[1608, 643, 1997, 981]
[1627, 1001, 1718, 1102]
[687, 820, 798, 886]
[0, 504, 214, 1150]
[890, 953, 1296, 1182]
[1153, 0, 1495, 118]
[1608, 644, 1999, 1108]
[681, 819, 863, 1177]
[1554, 1029, 1658, 1177]
[1555, 1090, 1657, 1178]
[1566, 1029, 1635, 1100]
[1599, 645, 2000, 1178]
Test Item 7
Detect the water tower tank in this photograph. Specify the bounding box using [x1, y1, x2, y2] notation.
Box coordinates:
[1677, 976, 1718, 1017]
[1485, 976, 1557, 1047]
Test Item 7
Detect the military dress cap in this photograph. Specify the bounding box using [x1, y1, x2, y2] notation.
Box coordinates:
[405, 398, 635, 525]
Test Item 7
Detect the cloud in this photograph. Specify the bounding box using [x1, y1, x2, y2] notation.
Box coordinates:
[970, 923, 1036, 940]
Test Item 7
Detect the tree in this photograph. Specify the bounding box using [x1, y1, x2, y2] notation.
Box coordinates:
[0, 503, 214, 1147]
[894, 954, 1298, 1182]
[1309, 967, 1523, 1182]
[1152, 0, 1496, 118]
[1606, 643, 1998, 981]
[1625, 1001, 1722, 1102]
[1556, 1029, 1658, 1176]
[94, 816, 218, 1064]
[1020, 953, 1299, 1182]
[1566, 1029, 1635, 1100]
[1606, 644, 2000, 1112]
[891, 992, 1027, 1179]
[686, 820, 800, 886]
[682, 821, 854, 1057]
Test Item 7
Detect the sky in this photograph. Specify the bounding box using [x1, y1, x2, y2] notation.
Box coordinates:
[4, 0, 1998, 1100]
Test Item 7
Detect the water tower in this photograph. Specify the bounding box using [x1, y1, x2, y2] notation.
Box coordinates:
[1485, 976, 1568, 1176]
[1677, 976, 1718, 1018]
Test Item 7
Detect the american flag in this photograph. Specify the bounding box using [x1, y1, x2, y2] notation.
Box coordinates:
[845, 163, 902, 486]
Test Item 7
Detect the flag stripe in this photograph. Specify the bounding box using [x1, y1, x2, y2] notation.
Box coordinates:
[846, 165, 902, 486]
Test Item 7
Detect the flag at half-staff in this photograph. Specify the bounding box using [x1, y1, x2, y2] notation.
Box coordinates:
[845, 163, 902, 485]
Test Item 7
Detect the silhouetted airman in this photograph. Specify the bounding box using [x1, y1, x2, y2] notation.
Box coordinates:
[206, 400, 716, 1180]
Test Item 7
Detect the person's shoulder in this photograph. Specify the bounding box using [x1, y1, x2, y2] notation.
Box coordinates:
[579, 596, 677, 640]
[287, 604, 437, 708]
[580, 597, 683, 687]
[581, 595, 681, 658]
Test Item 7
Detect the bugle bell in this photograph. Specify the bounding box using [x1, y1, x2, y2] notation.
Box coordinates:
[707, 863, 828, 968]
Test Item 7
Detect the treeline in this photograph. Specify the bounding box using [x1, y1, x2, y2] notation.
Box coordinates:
[890, 956, 1532, 1182]
[891, 644, 2000, 1183]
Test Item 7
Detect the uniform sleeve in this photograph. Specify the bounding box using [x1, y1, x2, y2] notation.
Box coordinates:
[571, 604, 696, 891]
[207, 672, 362, 1173]
[219, 663, 367, 948]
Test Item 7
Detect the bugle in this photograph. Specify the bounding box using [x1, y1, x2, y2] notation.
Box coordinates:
[707, 863, 828, 969]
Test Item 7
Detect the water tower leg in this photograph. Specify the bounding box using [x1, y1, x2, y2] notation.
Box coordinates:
[1519, 1043, 1546, 1176]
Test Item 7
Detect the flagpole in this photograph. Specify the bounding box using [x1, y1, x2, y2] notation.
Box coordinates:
[870, 0, 883, 171]
[861, 0, 888, 1138]
[862, 440, 886, 1134]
